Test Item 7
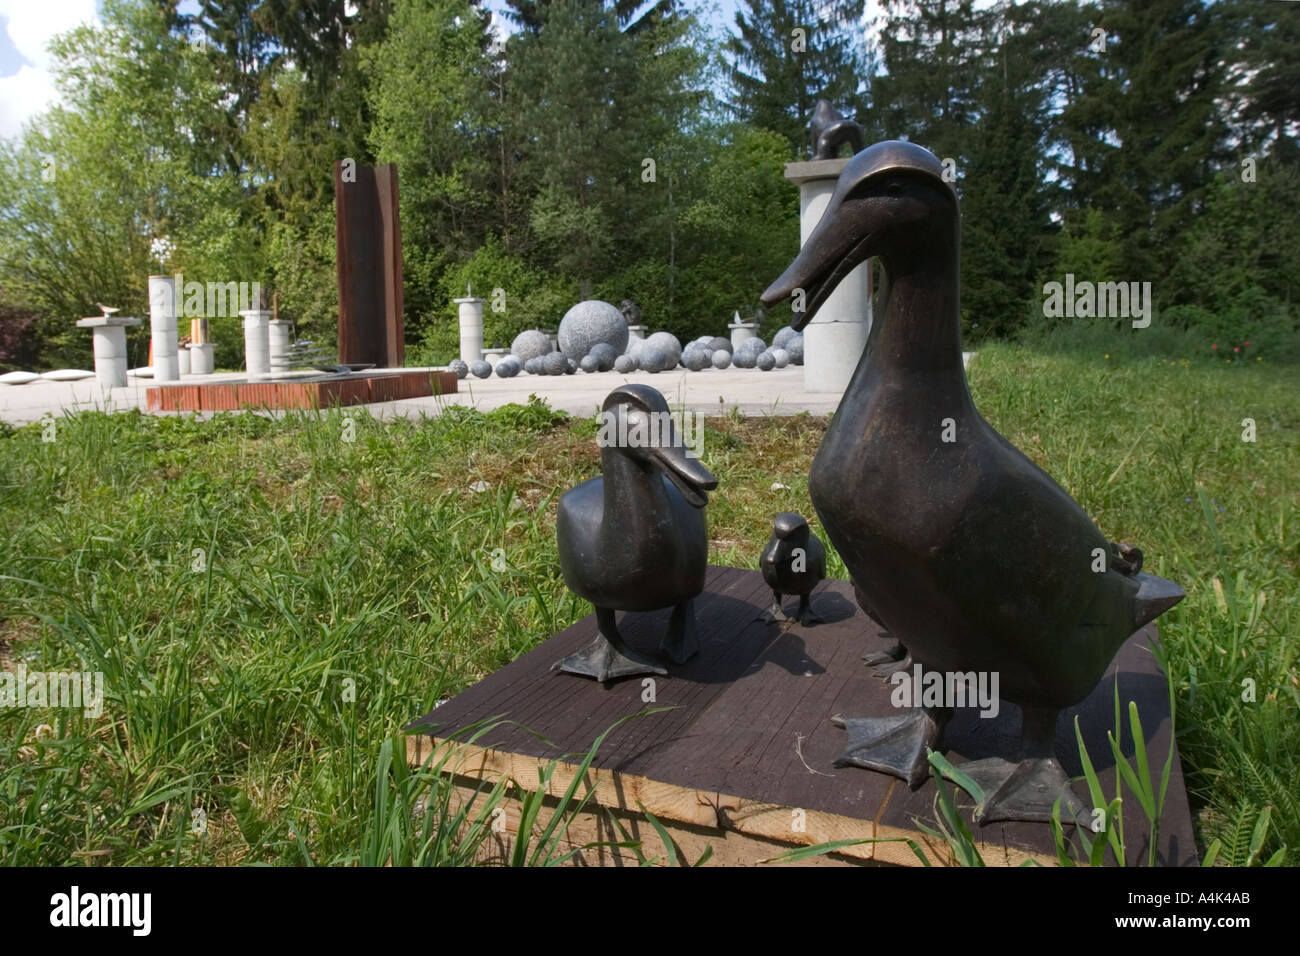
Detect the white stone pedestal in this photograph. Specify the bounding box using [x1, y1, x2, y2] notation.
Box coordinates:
[785, 158, 873, 392]
[455, 296, 485, 363]
[190, 342, 215, 375]
[148, 275, 180, 382]
[728, 313, 760, 350]
[268, 319, 293, 375]
[76, 315, 141, 388]
[626, 324, 648, 343]
[178, 345, 191, 376]
[240, 309, 271, 378]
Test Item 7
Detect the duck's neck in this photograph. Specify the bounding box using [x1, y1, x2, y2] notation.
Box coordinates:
[600, 448, 668, 532]
[867, 260, 964, 375]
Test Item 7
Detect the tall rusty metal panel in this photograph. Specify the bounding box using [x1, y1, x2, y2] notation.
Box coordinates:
[335, 162, 404, 367]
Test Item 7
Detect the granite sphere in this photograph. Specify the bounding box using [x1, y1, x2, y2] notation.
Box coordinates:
[579, 354, 601, 373]
[639, 343, 668, 373]
[614, 354, 638, 374]
[448, 358, 469, 379]
[471, 360, 492, 379]
[711, 350, 732, 370]
[772, 326, 799, 350]
[682, 348, 710, 371]
[771, 348, 790, 369]
[756, 351, 776, 371]
[495, 356, 521, 378]
[558, 300, 628, 362]
[707, 336, 732, 354]
[588, 342, 617, 372]
[511, 329, 553, 363]
[643, 331, 682, 368]
[542, 351, 568, 376]
[524, 356, 542, 374]
[732, 337, 767, 368]
[565, 358, 577, 375]
[786, 334, 804, 365]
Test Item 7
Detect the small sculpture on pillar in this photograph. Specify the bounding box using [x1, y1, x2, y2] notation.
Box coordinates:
[808, 99, 865, 160]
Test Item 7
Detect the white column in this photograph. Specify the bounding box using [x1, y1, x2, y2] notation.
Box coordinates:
[455, 296, 485, 363]
[240, 309, 271, 378]
[268, 319, 293, 375]
[626, 324, 647, 343]
[190, 342, 215, 374]
[148, 275, 180, 382]
[177, 344, 191, 376]
[78, 315, 141, 388]
[785, 159, 873, 393]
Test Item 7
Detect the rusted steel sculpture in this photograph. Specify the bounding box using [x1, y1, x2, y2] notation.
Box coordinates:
[761, 140, 1185, 822]
[760, 513, 826, 625]
[553, 385, 718, 682]
[335, 162, 404, 367]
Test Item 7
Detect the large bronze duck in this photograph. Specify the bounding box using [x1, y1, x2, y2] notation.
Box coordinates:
[760, 140, 1185, 822]
[553, 384, 718, 682]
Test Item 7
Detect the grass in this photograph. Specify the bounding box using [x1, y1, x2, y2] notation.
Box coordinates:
[0, 344, 1296, 865]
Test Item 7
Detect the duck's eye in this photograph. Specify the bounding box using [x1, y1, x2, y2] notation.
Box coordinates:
[886, 180, 904, 196]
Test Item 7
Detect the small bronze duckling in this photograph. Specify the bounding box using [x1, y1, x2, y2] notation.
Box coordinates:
[759, 512, 826, 626]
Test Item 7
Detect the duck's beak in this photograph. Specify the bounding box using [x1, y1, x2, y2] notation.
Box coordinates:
[649, 422, 717, 509]
[761, 192, 874, 331]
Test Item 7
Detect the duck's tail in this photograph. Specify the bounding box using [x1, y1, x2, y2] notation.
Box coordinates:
[1132, 572, 1186, 630]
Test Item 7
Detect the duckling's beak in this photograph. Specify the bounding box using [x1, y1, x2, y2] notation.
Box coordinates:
[649, 424, 717, 509]
[761, 191, 873, 332]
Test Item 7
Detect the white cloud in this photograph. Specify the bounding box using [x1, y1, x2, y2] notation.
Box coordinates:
[0, 0, 99, 141]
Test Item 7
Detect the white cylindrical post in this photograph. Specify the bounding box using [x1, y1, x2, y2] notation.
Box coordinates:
[91, 326, 128, 387]
[455, 296, 485, 363]
[728, 312, 759, 349]
[190, 342, 215, 374]
[240, 309, 271, 378]
[785, 159, 872, 392]
[177, 344, 191, 376]
[268, 319, 293, 375]
[626, 324, 647, 343]
[148, 275, 180, 382]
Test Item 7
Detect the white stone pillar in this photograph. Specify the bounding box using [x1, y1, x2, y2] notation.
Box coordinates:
[728, 312, 759, 349]
[268, 319, 293, 375]
[190, 342, 215, 375]
[148, 275, 180, 382]
[784, 158, 873, 393]
[240, 309, 271, 378]
[77, 315, 141, 388]
[177, 345, 191, 376]
[455, 296, 485, 363]
[626, 324, 648, 343]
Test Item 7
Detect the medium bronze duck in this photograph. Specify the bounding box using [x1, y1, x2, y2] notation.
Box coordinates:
[553, 384, 718, 682]
[760, 140, 1185, 822]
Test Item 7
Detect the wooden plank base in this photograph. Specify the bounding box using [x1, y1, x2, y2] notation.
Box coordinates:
[408, 566, 1197, 867]
[146, 369, 456, 412]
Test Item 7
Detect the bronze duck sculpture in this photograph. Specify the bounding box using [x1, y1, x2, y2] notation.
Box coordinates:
[760, 140, 1185, 822]
[759, 512, 826, 625]
[553, 384, 718, 682]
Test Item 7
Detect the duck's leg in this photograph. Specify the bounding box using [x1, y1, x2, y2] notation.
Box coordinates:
[553, 606, 667, 682]
[796, 592, 823, 626]
[961, 706, 1087, 825]
[831, 706, 949, 790]
[760, 591, 788, 624]
[662, 598, 700, 665]
[863, 639, 912, 679]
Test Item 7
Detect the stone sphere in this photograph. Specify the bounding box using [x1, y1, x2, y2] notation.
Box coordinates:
[579, 354, 601, 373]
[639, 343, 668, 373]
[558, 300, 628, 362]
[756, 351, 776, 371]
[511, 329, 553, 363]
[708, 336, 732, 354]
[523, 356, 542, 374]
[786, 333, 804, 365]
[565, 358, 577, 375]
[711, 350, 732, 370]
[771, 348, 790, 368]
[495, 357, 521, 378]
[614, 354, 638, 374]
[682, 348, 710, 371]
[644, 331, 682, 368]
[732, 337, 767, 368]
[542, 351, 568, 376]
[588, 342, 617, 372]
[470, 360, 492, 378]
[772, 326, 799, 350]
[448, 358, 469, 379]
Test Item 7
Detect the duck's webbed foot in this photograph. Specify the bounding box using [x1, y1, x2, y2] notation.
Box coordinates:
[662, 598, 700, 665]
[760, 591, 788, 624]
[960, 706, 1087, 825]
[553, 607, 667, 682]
[831, 707, 947, 790]
[862, 638, 911, 679]
[796, 593, 823, 627]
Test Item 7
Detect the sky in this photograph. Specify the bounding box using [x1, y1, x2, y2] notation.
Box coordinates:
[0, 0, 891, 142]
